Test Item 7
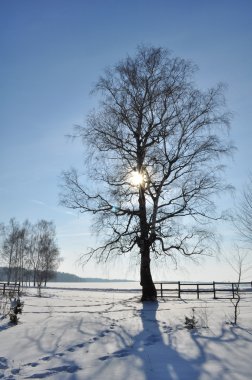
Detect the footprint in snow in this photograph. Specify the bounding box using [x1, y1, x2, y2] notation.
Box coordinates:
[67, 341, 87, 352]
[99, 348, 131, 361]
[41, 356, 52, 362]
[25, 362, 39, 367]
[99, 355, 110, 361]
[0, 357, 8, 371]
[114, 349, 131, 358]
[11, 368, 21, 375]
[39, 352, 64, 362]
[76, 343, 85, 348]
[25, 364, 81, 379]
[67, 347, 75, 352]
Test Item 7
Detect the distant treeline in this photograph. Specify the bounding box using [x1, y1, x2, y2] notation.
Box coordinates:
[0, 266, 56, 285]
[0, 267, 133, 283]
[51, 272, 134, 283]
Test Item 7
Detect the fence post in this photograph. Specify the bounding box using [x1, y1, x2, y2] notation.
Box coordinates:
[178, 281, 181, 298]
[197, 284, 199, 299]
[213, 281, 216, 299]
[3, 283, 5, 295]
[161, 283, 163, 298]
[232, 283, 235, 299]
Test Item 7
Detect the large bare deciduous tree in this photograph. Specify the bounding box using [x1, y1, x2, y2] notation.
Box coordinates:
[61, 46, 232, 300]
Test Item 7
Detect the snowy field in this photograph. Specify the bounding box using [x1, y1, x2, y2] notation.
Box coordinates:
[1, 284, 252, 380]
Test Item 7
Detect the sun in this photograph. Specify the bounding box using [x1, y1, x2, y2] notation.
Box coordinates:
[130, 171, 144, 187]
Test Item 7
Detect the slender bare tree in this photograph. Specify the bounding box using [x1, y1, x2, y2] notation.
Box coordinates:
[0, 218, 17, 283]
[0, 218, 30, 284]
[236, 174, 252, 245]
[61, 46, 232, 300]
[32, 220, 61, 287]
[228, 249, 252, 325]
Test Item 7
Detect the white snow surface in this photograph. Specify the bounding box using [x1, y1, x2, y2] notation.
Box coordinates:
[1, 284, 252, 379]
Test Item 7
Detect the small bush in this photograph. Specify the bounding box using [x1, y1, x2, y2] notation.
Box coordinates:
[185, 308, 198, 330]
[9, 298, 24, 324]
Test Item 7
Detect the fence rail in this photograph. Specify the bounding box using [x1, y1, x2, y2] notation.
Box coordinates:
[0, 282, 20, 297]
[154, 281, 252, 299]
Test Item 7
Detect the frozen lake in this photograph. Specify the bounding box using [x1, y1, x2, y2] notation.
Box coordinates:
[44, 281, 141, 291]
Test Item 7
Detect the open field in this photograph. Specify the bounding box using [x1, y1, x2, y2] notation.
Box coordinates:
[1, 284, 252, 379]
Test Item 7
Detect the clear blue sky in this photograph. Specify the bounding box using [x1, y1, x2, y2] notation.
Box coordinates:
[1, 0, 252, 280]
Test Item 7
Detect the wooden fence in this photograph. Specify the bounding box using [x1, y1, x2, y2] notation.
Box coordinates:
[154, 281, 252, 299]
[0, 282, 20, 297]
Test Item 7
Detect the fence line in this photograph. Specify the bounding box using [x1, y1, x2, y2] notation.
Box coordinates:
[0, 282, 20, 296]
[154, 281, 252, 299]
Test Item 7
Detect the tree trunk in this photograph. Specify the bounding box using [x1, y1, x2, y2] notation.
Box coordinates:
[140, 245, 157, 301]
[33, 269, 36, 287]
[138, 184, 157, 301]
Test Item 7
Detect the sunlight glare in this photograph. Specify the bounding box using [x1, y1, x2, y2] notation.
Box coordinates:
[130, 171, 144, 186]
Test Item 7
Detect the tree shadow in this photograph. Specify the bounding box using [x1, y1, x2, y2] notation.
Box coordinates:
[188, 321, 252, 379]
[134, 301, 200, 380]
[91, 299, 252, 380]
[0, 318, 17, 332]
[138, 301, 252, 379]
[89, 300, 201, 379]
[22, 318, 81, 380]
[0, 323, 15, 332]
[3, 295, 252, 380]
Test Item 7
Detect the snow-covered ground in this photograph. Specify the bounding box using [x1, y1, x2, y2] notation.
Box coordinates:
[1, 284, 252, 379]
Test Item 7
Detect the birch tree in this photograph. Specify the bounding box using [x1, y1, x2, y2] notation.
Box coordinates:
[61, 46, 232, 300]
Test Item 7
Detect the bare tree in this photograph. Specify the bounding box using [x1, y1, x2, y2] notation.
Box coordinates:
[236, 174, 252, 245]
[0, 218, 30, 284]
[0, 219, 61, 287]
[61, 46, 232, 300]
[228, 250, 251, 325]
[32, 220, 61, 287]
[0, 218, 18, 283]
